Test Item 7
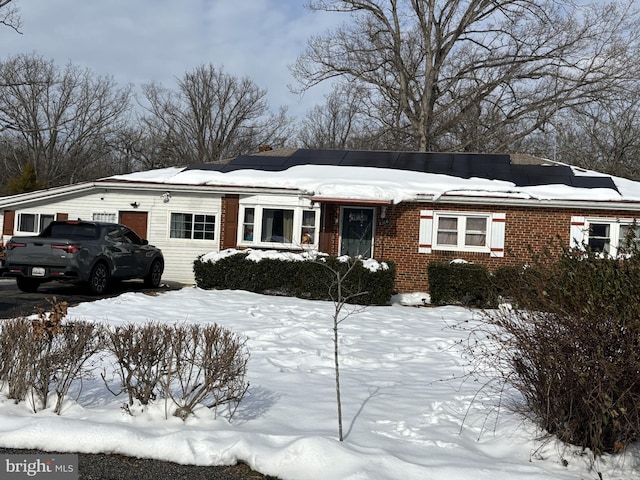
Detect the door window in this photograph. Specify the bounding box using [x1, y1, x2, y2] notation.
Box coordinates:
[340, 207, 374, 258]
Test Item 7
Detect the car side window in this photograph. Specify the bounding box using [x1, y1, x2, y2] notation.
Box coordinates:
[104, 226, 123, 244]
[122, 227, 142, 245]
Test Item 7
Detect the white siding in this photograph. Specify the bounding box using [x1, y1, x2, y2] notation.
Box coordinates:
[5, 188, 222, 284]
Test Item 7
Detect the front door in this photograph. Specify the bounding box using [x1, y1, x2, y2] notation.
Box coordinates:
[340, 207, 374, 258]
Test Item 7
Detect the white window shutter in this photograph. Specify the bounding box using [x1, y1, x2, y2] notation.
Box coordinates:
[490, 213, 506, 258]
[418, 210, 433, 253]
[570, 216, 586, 248]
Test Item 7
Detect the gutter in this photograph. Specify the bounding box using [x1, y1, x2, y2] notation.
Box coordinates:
[0, 181, 308, 209]
[417, 193, 640, 211]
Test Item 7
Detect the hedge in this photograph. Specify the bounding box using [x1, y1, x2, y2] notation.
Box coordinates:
[194, 251, 396, 306]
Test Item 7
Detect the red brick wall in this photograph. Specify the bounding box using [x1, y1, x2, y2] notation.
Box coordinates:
[219, 198, 640, 294]
[371, 203, 640, 293]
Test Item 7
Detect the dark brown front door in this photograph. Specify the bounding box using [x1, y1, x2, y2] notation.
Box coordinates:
[120, 211, 148, 239]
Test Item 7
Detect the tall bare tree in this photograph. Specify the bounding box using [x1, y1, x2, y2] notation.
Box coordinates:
[297, 83, 369, 149]
[0, 54, 132, 189]
[561, 97, 640, 180]
[0, 0, 21, 33]
[293, 0, 640, 153]
[139, 64, 293, 167]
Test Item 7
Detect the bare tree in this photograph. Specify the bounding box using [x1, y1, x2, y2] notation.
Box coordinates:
[0, 0, 21, 33]
[0, 53, 133, 188]
[293, 0, 640, 153]
[297, 83, 366, 149]
[555, 96, 640, 180]
[139, 64, 293, 167]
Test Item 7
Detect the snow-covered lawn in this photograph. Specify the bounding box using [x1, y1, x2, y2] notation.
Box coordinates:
[0, 287, 638, 480]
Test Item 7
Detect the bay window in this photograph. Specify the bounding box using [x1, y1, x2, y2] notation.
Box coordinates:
[238, 205, 319, 248]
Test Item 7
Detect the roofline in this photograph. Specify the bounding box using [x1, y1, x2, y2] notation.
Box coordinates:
[426, 194, 640, 211]
[2, 180, 640, 212]
[310, 196, 393, 206]
[95, 180, 304, 196]
[0, 180, 307, 209]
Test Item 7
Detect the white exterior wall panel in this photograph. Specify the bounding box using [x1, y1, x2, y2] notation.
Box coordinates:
[4, 188, 222, 284]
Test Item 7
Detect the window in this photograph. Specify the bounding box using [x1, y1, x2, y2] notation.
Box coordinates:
[170, 213, 216, 240]
[238, 205, 320, 248]
[619, 224, 640, 252]
[588, 223, 611, 253]
[572, 217, 640, 256]
[419, 210, 505, 257]
[92, 212, 117, 223]
[242, 208, 255, 241]
[434, 213, 489, 250]
[261, 208, 294, 243]
[105, 225, 143, 245]
[301, 210, 316, 244]
[17, 213, 54, 234]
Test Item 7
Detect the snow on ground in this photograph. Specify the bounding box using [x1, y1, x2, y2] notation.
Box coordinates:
[0, 287, 638, 480]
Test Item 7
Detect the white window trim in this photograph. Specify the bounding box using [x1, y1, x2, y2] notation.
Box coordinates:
[570, 216, 639, 256]
[237, 204, 321, 249]
[168, 211, 219, 241]
[92, 212, 118, 223]
[419, 210, 505, 257]
[15, 212, 55, 235]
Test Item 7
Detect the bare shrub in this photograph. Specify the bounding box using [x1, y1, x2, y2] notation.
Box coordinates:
[1, 299, 104, 413]
[103, 322, 172, 407]
[0, 317, 42, 402]
[161, 324, 249, 421]
[482, 243, 640, 456]
[47, 322, 105, 414]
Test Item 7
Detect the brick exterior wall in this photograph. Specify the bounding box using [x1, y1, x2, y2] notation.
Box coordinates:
[219, 196, 640, 294]
[383, 203, 640, 293]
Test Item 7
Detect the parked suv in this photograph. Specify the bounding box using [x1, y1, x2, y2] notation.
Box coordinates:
[3, 220, 164, 294]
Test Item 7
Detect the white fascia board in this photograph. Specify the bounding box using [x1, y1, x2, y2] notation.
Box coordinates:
[419, 194, 640, 211]
[0, 181, 307, 210]
[96, 181, 306, 196]
[0, 182, 98, 209]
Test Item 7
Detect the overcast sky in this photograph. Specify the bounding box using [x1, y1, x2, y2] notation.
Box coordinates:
[0, 0, 343, 118]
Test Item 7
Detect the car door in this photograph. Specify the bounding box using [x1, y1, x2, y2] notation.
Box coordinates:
[103, 225, 136, 277]
[120, 226, 150, 276]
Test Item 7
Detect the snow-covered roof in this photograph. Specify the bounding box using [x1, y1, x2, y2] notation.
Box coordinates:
[104, 149, 640, 206]
[3, 149, 640, 209]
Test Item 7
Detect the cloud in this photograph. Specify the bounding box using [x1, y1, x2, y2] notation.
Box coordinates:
[0, 0, 341, 117]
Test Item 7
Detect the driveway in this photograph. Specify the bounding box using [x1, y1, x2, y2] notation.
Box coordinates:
[0, 277, 184, 319]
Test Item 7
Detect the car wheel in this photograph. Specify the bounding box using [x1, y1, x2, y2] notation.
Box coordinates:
[144, 259, 163, 288]
[16, 277, 40, 293]
[89, 262, 110, 295]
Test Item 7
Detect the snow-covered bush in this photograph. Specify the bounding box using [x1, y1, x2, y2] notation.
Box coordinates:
[194, 249, 396, 305]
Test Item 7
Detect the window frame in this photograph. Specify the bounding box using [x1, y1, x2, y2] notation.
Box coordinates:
[577, 218, 640, 256]
[237, 204, 320, 249]
[169, 212, 217, 241]
[16, 212, 55, 234]
[92, 212, 117, 223]
[432, 212, 491, 253]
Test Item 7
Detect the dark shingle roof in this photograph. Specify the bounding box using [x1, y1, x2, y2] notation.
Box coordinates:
[184, 149, 618, 192]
